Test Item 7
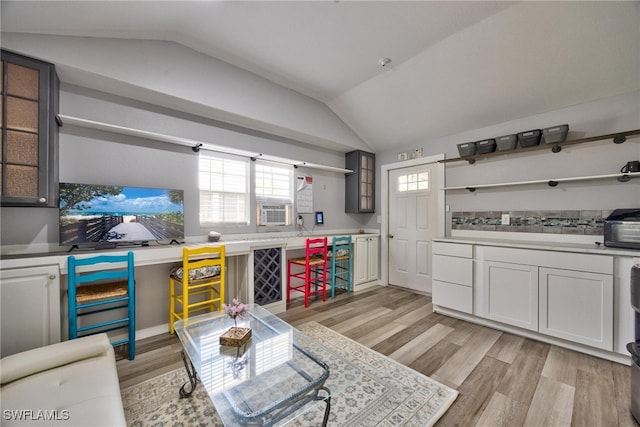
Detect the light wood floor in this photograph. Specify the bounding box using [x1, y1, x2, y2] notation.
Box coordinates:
[116, 286, 638, 426]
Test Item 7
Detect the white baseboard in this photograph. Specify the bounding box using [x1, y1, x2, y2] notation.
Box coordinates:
[136, 324, 170, 340]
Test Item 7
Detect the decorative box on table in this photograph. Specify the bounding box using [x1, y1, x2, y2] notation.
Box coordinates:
[220, 327, 252, 347]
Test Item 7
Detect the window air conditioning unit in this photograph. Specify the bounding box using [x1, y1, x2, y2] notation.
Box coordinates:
[258, 203, 290, 226]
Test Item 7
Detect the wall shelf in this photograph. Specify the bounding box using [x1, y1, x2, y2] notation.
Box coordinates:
[439, 129, 640, 164]
[443, 172, 640, 192]
[56, 114, 354, 174]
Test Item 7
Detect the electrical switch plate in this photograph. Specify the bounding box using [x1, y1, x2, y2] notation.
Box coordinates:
[501, 214, 510, 225]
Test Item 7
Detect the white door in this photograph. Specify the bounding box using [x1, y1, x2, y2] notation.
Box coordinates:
[388, 163, 438, 293]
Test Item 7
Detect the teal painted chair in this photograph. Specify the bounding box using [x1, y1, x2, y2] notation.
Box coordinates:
[330, 236, 352, 298]
[67, 252, 136, 360]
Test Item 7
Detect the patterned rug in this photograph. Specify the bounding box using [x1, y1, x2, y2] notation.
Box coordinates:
[121, 322, 458, 426]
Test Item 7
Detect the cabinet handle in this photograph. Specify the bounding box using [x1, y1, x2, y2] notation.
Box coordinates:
[389, 235, 394, 239]
[49, 274, 56, 280]
[38, 197, 47, 204]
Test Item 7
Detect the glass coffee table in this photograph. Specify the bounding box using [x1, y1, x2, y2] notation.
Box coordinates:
[174, 305, 348, 426]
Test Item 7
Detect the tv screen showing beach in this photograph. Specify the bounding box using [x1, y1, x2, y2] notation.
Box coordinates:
[59, 183, 184, 246]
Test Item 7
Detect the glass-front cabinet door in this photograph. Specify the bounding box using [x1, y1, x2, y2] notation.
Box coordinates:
[1, 50, 59, 207]
[345, 150, 375, 213]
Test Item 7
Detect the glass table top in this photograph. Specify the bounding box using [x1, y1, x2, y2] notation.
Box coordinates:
[174, 304, 353, 426]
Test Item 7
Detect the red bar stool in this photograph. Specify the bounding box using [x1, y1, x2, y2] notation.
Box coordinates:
[287, 237, 328, 308]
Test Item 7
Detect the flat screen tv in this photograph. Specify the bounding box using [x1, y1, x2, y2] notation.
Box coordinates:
[59, 183, 184, 247]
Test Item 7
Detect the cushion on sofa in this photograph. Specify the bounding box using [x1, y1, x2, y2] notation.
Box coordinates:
[0, 334, 126, 427]
[1, 334, 112, 385]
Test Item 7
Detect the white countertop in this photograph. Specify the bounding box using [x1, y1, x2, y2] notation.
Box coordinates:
[0, 231, 380, 272]
[433, 236, 640, 257]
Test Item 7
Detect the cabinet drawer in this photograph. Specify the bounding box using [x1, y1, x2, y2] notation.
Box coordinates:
[433, 242, 472, 258]
[433, 280, 472, 314]
[433, 255, 473, 286]
[482, 246, 612, 274]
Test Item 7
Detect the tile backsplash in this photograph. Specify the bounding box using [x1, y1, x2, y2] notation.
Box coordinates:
[451, 210, 612, 235]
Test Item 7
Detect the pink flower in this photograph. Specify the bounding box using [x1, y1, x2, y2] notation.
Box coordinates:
[224, 298, 249, 327]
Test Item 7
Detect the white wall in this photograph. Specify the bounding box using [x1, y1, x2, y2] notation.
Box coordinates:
[1, 33, 371, 153]
[374, 91, 640, 228]
[0, 85, 365, 248]
[330, 1, 640, 151]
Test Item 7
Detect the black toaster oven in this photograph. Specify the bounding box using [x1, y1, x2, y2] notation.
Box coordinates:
[604, 209, 640, 249]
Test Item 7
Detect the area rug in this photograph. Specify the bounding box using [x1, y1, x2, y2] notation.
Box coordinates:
[121, 321, 458, 426]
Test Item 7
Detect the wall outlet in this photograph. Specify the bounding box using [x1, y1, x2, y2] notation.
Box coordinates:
[501, 213, 510, 225]
[297, 215, 304, 226]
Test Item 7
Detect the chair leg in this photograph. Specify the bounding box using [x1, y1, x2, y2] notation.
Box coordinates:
[331, 258, 336, 298]
[322, 262, 327, 302]
[347, 257, 352, 295]
[69, 298, 77, 340]
[219, 276, 225, 312]
[286, 261, 291, 304]
[304, 266, 310, 308]
[128, 296, 135, 360]
[169, 278, 175, 334]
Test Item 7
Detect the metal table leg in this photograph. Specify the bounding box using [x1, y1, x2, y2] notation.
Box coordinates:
[318, 386, 331, 427]
[179, 349, 199, 398]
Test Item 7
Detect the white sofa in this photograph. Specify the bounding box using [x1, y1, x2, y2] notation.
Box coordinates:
[0, 334, 126, 426]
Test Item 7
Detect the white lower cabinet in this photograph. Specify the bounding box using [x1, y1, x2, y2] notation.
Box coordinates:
[432, 242, 473, 314]
[432, 280, 472, 313]
[539, 267, 613, 350]
[477, 247, 614, 351]
[1, 265, 61, 357]
[354, 235, 379, 285]
[482, 261, 539, 331]
[432, 240, 625, 358]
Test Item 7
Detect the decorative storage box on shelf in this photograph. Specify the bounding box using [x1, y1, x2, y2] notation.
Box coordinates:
[457, 142, 476, 157]
[517, 129, 542, 147]
[440, 129, 640, 164]
[542, 124, 569, 144]
[495, 134, 517, 151]
[476, 139, 496, 154]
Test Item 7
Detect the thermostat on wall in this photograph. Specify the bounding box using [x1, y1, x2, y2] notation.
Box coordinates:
[315, 211, 324, 225]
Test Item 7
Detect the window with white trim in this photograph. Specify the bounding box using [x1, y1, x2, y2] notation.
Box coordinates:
[255, 162, 293, 226]
[397, 172, 429, 192]
[199, 152, 249, 225]
[255, 163, 293, 202]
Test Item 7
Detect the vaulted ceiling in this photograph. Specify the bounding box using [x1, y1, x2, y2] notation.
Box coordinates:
[2, 1, 639, 154]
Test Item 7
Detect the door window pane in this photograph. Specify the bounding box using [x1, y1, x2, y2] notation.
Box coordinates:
[397, 171, 429, 192]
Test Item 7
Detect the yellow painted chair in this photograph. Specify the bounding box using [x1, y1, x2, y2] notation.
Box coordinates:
[169, 246, 225, 334]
